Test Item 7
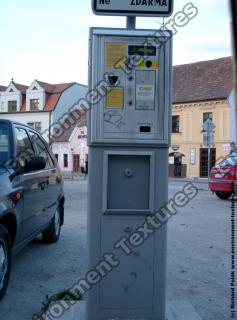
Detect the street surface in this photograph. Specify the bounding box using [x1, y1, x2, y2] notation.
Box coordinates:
[0, 179, 231, 320]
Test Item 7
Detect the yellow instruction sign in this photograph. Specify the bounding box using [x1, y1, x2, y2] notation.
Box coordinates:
[106, 42, 126, 69]
[106, 87, 124, 109]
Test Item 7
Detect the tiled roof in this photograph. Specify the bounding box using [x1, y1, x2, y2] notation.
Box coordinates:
[0, 85, 7, 92]
[173, 57, 233, 104]
[13, 83, 28, 94]
[52, 111, 87, 142]
[36, 81, 76, 111]
[44, 93, 61, 112]
[37, 81, 74, 94]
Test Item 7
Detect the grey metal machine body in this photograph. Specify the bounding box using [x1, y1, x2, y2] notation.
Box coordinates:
[87, 28, 172, 320]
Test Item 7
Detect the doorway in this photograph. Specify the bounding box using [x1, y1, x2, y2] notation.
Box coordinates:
[73, 154, 80, 172]
[174, 153, 182, 177]
[200, 148, 216, 177]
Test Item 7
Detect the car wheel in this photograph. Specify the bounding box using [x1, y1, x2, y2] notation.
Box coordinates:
[0, 225, 11, 300]
[42, 207, 61, 243]
[216, 191, 232, 200]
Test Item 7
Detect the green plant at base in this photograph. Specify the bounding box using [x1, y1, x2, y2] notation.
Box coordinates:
[41, 289, 81, 313]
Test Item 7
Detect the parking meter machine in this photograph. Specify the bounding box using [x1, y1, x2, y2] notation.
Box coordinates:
[87, 28, 172, 320]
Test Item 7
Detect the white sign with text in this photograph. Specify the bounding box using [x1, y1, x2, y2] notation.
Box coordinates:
[92, 0, 173, 17]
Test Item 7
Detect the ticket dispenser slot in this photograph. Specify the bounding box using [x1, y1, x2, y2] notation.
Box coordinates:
[140, 126, 151, 133]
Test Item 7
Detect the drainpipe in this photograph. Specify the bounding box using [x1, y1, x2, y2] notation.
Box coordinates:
[230, 1, 237, 142]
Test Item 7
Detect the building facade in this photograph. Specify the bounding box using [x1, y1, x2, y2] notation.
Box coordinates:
[51, 114, 88, 175]
[1, 57, 233, 178]
[229, 89, 237, 143]
[170, 57, 233, 178]
[0, 79, 87, 142]
[0, 85, 7, 98]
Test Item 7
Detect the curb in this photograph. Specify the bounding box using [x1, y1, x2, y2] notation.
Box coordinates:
[169, 178, 208, 184]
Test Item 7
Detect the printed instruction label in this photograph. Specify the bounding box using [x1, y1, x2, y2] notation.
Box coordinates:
[136, 85, 155, 100]
[136, 85, 155, 110]
[106, 42, 126, 69]
[106, 87, 124, 108]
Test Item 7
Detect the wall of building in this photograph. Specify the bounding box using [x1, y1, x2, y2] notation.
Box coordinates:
[52, 84, 87, 125]
[0, 89, 22, 112]
[0, 112, 51, 141]
[26, 83, 46, 111]
[229, 90, 237, 143]
[52, 126, 88, 174]
[170, 100, 230, 178]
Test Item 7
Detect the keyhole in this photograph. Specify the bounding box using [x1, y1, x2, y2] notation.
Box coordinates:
[124, 168, 133, 178]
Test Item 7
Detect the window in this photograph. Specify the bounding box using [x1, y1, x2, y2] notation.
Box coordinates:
[55, 154, 58, 162]
[27, 122, 42, 132]
[30, 99, 39, 111]
[64, 154, 68, 168]
[203, 112, 213, 124]
[15, 127, 34, 167]
[28, 131, 54, 169]
[27, 122, 34, 128]
[217, 156, 237, 168]
[190, 149, 196, 165]
[172, 115, 180, 133]
[8, 101, 17, 112]
[35, 122, 42, 132]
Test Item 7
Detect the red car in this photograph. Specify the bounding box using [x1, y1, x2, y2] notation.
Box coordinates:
[209, 153, 237, 200]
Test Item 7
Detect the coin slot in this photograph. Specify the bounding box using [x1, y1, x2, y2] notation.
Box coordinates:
[108, 76, 119, 86]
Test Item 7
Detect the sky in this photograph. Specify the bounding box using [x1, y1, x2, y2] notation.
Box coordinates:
[0, 0, 232, 86]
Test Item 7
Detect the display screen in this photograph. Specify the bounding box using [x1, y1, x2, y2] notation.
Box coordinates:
[128, 46, 156, 56]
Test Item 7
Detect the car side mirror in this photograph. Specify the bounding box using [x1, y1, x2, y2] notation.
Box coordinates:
[9, 156, 46, 181]
[24, 156, 46, 173]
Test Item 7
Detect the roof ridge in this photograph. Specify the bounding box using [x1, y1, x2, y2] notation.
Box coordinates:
[36, 80, 76, 94]
[174, 56, 232, 68]
[13, 82, 28, 88]
[37, 80, 75, 86]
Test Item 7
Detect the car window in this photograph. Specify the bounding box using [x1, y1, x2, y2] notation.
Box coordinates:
[230, 151, 237, 157]
[15, 127, 34, 167]
[28, 131, 54, 169]
[217, 156, 237, 168]
[0, 122, 10, 166]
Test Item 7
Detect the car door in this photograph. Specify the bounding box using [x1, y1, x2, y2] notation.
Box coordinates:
[13, 126, 46, 242]
[28, 130, 59, 226]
